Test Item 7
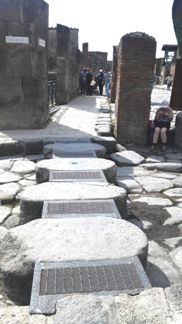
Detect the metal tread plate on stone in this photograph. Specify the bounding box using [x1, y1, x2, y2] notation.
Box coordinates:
[41, 199, 121, 219]
[30, 256, 151, 314]
[49, 170, 107, 182]
[53, 151, 97, 158]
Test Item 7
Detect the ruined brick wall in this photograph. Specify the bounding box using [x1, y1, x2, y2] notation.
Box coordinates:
[0, 0, 49, 129]
[110, 46, 118, 103]
[88, 52, 107, 74]
[79, 43, 108, 74]
[114, 32, 156, 146]
[48, 24, 79, 105]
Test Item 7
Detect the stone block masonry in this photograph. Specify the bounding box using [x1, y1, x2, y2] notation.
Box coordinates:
[0, 0, 49, 129]
[114, 32, 156, 145]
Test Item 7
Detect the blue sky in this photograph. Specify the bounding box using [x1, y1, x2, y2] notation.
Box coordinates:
[46, 0, 177, 60]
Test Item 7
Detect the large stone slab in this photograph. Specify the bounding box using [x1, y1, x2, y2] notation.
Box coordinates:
[35, 158, 116, 183]
[111, 151, 145, 166]
[19, 182, 127, 222]
[0, 182, 21, 201]
[92, 136, 117, 153]
[142, 162, 182, 173]
[0, 217, 148, 304]
[44, 143, 106, 158]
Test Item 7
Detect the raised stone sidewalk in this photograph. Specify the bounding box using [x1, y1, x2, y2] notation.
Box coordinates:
[0, 91, 182, 323]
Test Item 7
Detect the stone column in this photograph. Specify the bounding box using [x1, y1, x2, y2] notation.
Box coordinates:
[175, 112, 182, 149]
[110, 46, 118, 103]
[170, 0, 182, 110]
[114, 32, 156, 146]
[0, 0, 49, 129]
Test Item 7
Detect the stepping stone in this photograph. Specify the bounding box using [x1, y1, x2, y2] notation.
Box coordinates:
[35, 158, 116, 183]
[0, 139, 24, 156]
[97, 125, 112, 136]
[19, 182, 127, 222]
[30, 256, 151, 314]
[53, 151, 96, 158]
[92, 136, 117, 153]
[0, 217, 148, 304]
[42, 199, 121, 219]
[43, 136, 91, 145]
[49, 170, 107, 182]
[44, 143, 106, 158]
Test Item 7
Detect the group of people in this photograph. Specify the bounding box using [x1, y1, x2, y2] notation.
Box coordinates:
[79, 67, 111, 97]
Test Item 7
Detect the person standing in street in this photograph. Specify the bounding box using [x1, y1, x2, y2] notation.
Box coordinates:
[96, 69, 105, 95]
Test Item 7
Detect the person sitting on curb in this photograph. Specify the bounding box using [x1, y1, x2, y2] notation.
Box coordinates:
[150, 101, 173, 152]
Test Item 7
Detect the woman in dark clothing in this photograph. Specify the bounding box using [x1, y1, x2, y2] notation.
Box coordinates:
[150, 102, 173, 152]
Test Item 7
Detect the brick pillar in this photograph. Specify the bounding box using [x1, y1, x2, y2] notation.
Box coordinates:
[175, 112, 182, 149]
[114, 32, 156, 146]
[82, 42, 88, 67]
[170, 55, 182, 110]
[110, 46, 118, 103]
[170, 0, 182, 110]
[0, 0, 49, 129]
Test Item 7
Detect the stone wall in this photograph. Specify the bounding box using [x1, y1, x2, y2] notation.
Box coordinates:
[114, 32, 156, 146]
[80, 43, 108, 74]
[48, 24, 79, 105]
[0, 0, 49, 129]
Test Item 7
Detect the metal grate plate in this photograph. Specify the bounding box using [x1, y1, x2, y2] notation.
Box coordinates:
[30, 257, 151, 314]
[42, 199, 121, 219]
[53, 151, 96, 158]
[49, 170, 107, 182]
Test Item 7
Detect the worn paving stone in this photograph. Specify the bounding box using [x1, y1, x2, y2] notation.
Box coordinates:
[0, 159, 14, 170]
[18, 179, 36, 187]
[165, 152, 182, 161]
[130, 195, 173, 206]
[111, 151, 145, 166]
[36, 158, 116, 183]
[24, 173, 36, 181]
[0, 183, 21, 201]
[116, 176, 143, 193]
[142, 162, 182, 173]
[0, 171, 22, 184]
[135, 176, 173, 193]
[172, 176, 182, 187]
[163, 188, 182, 200]
[0, 206, 11, 224]
[0, 218, 148, 304]
[152, 172, 177, 180]
[11, 160, 36, 175]
[20, 182, 127, 221]
[0, 306, 47, 324]
[170, 247, 182, 271]
[145, 155, 165, 163]
[146, 256, 182, 287]
[116, 166, 153, 177]
[4, 214, 21, 229]
[163, 207, 182, 226]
